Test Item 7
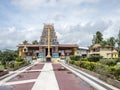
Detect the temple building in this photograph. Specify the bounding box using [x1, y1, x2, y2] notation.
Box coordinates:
[18, 24, 78, 62]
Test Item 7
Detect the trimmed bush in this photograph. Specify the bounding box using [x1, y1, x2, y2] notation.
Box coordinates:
[99, 59, 117, 66]
[111, 65, 120, 81]
[74, 61, 80, 66]
[79, 61, 97, 71]
[80, 58, 88, 61]
[87, 55, 103, 62]
[15, 57, 24, 62]
[69, 60, 74, 64]
[95, 64, 111, 77]
[70, 55, 81, 61]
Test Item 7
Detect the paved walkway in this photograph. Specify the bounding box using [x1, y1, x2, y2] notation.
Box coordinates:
[31, 63, 59, 90]
[0, 63, 119, 90]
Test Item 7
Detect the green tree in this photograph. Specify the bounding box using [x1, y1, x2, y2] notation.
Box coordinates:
[92, 31, 103, 45]
[116, 30, 120, 47]
[23, 40, 29, 44]
[116, 30, 120, 56]
[107, 37, 116, 47]
[32, 40, 38, 44]
[100, 40, 107, 46]
[0, 50, 18, 69]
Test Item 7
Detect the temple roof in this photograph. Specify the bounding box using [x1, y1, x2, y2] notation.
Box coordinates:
[18, 44, 79, 48]
[59, 44, 78, 47]
[18, 44, 40, 47]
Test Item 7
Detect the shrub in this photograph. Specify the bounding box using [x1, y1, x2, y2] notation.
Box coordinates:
[116, 57, 120, 62]
[80, 58, 88, 61]
[69, 60, 74, 64]
[70, 55, 81, 61]
[14, 62, 22, 68]
[74, 61, 80, 66]
[15, 57, 24, 62]
[87, 55, 103, 62]
[79, 61, 97, 71]
[99, 59, 117, 66]
[95, 64, 111, 77]
[111, 65, 120, 81]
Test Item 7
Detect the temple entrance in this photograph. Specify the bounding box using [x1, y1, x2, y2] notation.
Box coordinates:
[45, 48, 52, 61]
[45, 48, 52, 56]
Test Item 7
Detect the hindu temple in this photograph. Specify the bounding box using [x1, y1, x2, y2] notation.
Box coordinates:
[18, 24, 78, 62]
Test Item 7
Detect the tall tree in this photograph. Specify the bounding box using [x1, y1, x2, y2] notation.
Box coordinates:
[107, 37, 116, 47]
[32, 40, 38, 44]
[23, 40, 28, 44]
[92, 31, 103, 45]
[116, 30, 120, 56]
[100, 40, 107, 46]
[116, 30, 120, 47]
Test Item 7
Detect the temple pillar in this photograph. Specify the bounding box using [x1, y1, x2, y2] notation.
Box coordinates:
[73, 48, 77, 55]
[19, 48, 24, 58]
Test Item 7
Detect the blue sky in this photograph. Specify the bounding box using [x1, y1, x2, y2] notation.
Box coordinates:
[0, 0, 120, 50]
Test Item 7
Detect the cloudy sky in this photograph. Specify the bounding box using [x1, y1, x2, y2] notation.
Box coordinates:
[0, 0, 120, 50]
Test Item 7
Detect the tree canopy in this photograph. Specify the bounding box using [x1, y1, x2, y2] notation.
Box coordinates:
[32, 40, 38, 44]
[23, 40, 29, 44]
[107, 37, 116, 47]
[92, 31, 116, 47]
[92, 31, 103, 45]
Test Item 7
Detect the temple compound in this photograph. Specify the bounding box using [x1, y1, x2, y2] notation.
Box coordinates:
[18, 24, 78, 62]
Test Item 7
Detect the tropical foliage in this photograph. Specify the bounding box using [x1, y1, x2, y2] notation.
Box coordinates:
[0, 50, 28, 70]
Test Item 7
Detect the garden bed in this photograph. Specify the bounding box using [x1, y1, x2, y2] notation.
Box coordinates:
[69, 64, 120, 89]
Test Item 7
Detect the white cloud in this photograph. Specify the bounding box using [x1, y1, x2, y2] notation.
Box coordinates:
[0, 20, 119, 50]
[11, 0, 99, 10]
[1, 0, 120, 50]
[0, 26, 41, 50]
[57, 20, 115, 46]
[11, 0, 45, 10]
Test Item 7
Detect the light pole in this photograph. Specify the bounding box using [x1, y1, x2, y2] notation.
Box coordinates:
[46, 26, 51, 61]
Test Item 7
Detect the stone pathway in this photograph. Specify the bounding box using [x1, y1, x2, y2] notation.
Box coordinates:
[32, 63, 59, 90]
[0, 63, 119, 90]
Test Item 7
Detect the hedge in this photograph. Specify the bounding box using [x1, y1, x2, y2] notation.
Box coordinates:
[79, 61, 97, 71]
[99, 59, 118, 66]
[87, 55, 103, 62]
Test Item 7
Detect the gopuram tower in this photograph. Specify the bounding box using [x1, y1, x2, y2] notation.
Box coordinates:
[39, 24, 59, 61]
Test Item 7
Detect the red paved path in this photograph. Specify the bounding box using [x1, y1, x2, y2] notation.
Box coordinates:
[0, 63, 97, 90]
[52, 64, 96, 90]
[8, 64, 44, 82]
[6, 64, 44, 90]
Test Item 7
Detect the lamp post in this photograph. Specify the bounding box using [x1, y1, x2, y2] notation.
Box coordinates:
[46, 26, 51, 61]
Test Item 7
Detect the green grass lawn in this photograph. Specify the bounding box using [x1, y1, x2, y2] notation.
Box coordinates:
[0, 65, 4, 70]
